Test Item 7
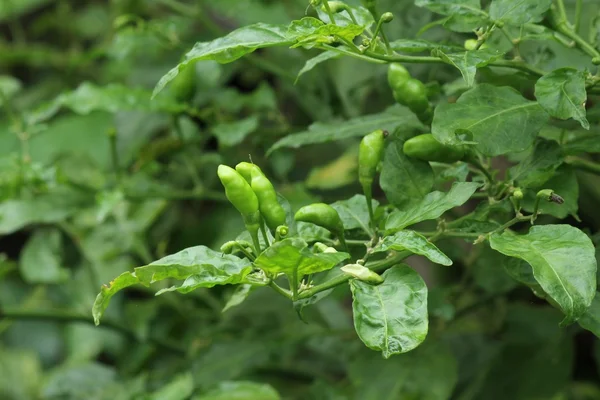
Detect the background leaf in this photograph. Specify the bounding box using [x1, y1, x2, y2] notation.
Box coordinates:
[380, 137, 434, 208]
[432, 84, 549, 156]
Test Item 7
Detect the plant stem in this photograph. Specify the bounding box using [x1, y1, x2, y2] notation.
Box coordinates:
[321, 1, 337, 24]
[553, 0, 600, 59]
[0, 307, 186, 355]
[488, 215, 530, 236]
[566, 156, 600, 175]
[269, 281, 293, 299]
[298, 250, 411, 299]
[574, 0, 582, 32]
[418, 230, 482, 239]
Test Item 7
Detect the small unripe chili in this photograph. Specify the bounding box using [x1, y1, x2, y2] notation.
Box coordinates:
[403, 134, 465, 163]
[294, 203, 347, 249]
[250, 168, 287, 231]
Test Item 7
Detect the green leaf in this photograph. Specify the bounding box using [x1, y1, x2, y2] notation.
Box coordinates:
[0, 189, 91, 235]
[390, 39, 462, 53]
[19, 228, 69, 284]
[473, 245, 519, 294]
[0, 0, 52, 21]
[153, 23, 292, 97]
[0, 347, 42, 400]
[374, 231, 453, 266]
[474, 305, 573, 400]
[315, 5, 374, 28]
[267, 105, 421, 155]
[331, 194, 379, 233]
[289, 17, 364, 49]
[149, 373, 194, 400]
[28, 82, 188, 125]
[380, 137, 434, 208]
[432, 84, 548, 156]
[521, 166, 579, 219]
[437, 48, 504, 86]
[509, 138, 564, 188]
[92, 246, 252, 324]
[194, 381, 280, 400]
[254, 237, 349, 276]
[490, 225, 597, 325]
[578, 293, 600, 338]
[349, 340, 457, 399]
[0, 75, 22, 105]
[563, 133, 600, 154]
[489, 0, 552, 25]
[415, 0, 484, 16]
[350, 265, 428, 357]
[295, 50, 340, 83]
[386, 182, 481, 233]
[222, 284, 255, 313]
[535, 67, 589, 130]
[415, 0, 488, 32]
[211, 116, 259, 147]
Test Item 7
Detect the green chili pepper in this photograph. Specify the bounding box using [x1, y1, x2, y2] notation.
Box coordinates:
[170, 61, 197, 102]
[393, 78, 429, 114]
[341, 263, 384, 284]
[235, 161, 263, 183]
[403, 133, 465, 163]
[321, 1, 347, 13]
[294, 203, 347, 250]
[359, 129, 386, 227]
[387, 63, 410, 90]
[250, 168, 287, 231]
[217, 165, 261, 252]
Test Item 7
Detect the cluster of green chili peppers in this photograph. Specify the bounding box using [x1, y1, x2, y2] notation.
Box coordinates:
[387, 63, 432, 124]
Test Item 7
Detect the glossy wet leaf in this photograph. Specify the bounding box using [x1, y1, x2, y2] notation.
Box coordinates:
[380, 137, 434, 208]
[331, 194, 379, 233]
[268, 105, 421, 155]
[374, 231, 452, 266]
[386, 182, 481, 232]
[92, 246, 252, 324]
[437, 48, 504, 86]
[490, 225, 597, 325]
[194, 381, 280, 400]
[490, 0, 553, 25]
[254, 237, 349, 276]
[350, 265, 428, 358]
[535, 67, 589, 130]
[432, 84, 548, 156]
